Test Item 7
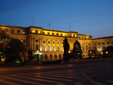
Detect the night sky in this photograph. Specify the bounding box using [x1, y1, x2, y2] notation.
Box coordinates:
[0, 0, 113, 38]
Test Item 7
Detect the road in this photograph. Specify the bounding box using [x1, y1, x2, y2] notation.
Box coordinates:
[0, 60, 113, 85]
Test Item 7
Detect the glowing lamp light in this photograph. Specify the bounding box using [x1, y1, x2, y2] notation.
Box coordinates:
[106, 51, 108, 54]
[90, 51, 92, 53]
[32, 30, 35, 33]
[40, 47, 42, 51]
[68, 50, 71, 53]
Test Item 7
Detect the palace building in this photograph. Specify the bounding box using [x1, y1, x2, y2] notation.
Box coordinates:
[0, 24, 113, 62]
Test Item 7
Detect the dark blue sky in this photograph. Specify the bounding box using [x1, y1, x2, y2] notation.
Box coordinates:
[0, 0, 113, 38]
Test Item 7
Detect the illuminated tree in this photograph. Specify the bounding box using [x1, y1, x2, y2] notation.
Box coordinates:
[72, 40, 82, 59]
[63, 37, 70, 60]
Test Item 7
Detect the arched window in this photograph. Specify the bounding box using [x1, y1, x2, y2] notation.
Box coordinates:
[50, 55, 52, 60]
[59, 54, 62, 60]
[45, 54, 48, 60]
[55, 55, 57, 59]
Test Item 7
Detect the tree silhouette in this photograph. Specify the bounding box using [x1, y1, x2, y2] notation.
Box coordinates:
[63, 37, 70, 60]
[103, 46, 113, 58]
[72, 40, 82, 59]
[5, 39, 28, 63]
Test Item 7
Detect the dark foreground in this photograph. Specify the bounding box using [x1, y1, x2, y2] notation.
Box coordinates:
[0, 60, 113, 85]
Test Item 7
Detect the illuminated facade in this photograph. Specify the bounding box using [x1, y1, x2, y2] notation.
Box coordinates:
[0, 25, 113, 61]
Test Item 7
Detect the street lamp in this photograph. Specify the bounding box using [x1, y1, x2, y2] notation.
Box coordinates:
[106, 51, 108, 54]
[68, 50, 71, 53]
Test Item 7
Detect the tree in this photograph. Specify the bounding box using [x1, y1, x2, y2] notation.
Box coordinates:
[0, 29, 9, 63]
[72, 40, 82, 59]
[63, 37, 70, 60]
[5, 39, 28, 63]
[103, 46, 113, 58]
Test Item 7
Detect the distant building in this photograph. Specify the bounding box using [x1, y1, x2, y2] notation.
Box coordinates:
[0, 24, 113, 61]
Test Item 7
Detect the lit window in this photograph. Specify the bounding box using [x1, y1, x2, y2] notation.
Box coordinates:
[48, 46, 51, 52]
[43, 46, 46, 51]
[53, 46, 56, 51]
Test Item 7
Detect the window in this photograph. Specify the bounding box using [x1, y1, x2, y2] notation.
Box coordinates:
[11, 29, 14, 34]
[23, 40, 26, 43]
[48, 41, 50, 43]
[43, 32, 45, 34]
[43, 41, 45, 43]
[73, 35, 75, 37]
[98, 43, 100, 45]
[17, 30, 20, 33]
[53, 41, 55, 44]
[57, 33, 58, 36]
[107, 42, 109, 44]
[58, 47, 59, 52]
[23, 31, 25, 34]
[59, 54, 62, 60]
[43, 46, 46, 51]
[79, 36, 80, 39]
[50, 55, 52, 60]
[102, 42, 105, 45]
[48, 46, 51, 52]
[61, 34, 63, 36]
[57, 42, 59, 44]
[52, 33, 54, 35]
[53, 46, 56, 51]
[103, 46, 105, 50]
[45, 54, 48, 60]
[36, 39, 38, 42]
[36, 45, 38, 50]
[48, 32, 50, 35]
[35, 30, 38, 33]
[55, 55, 57, 59]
